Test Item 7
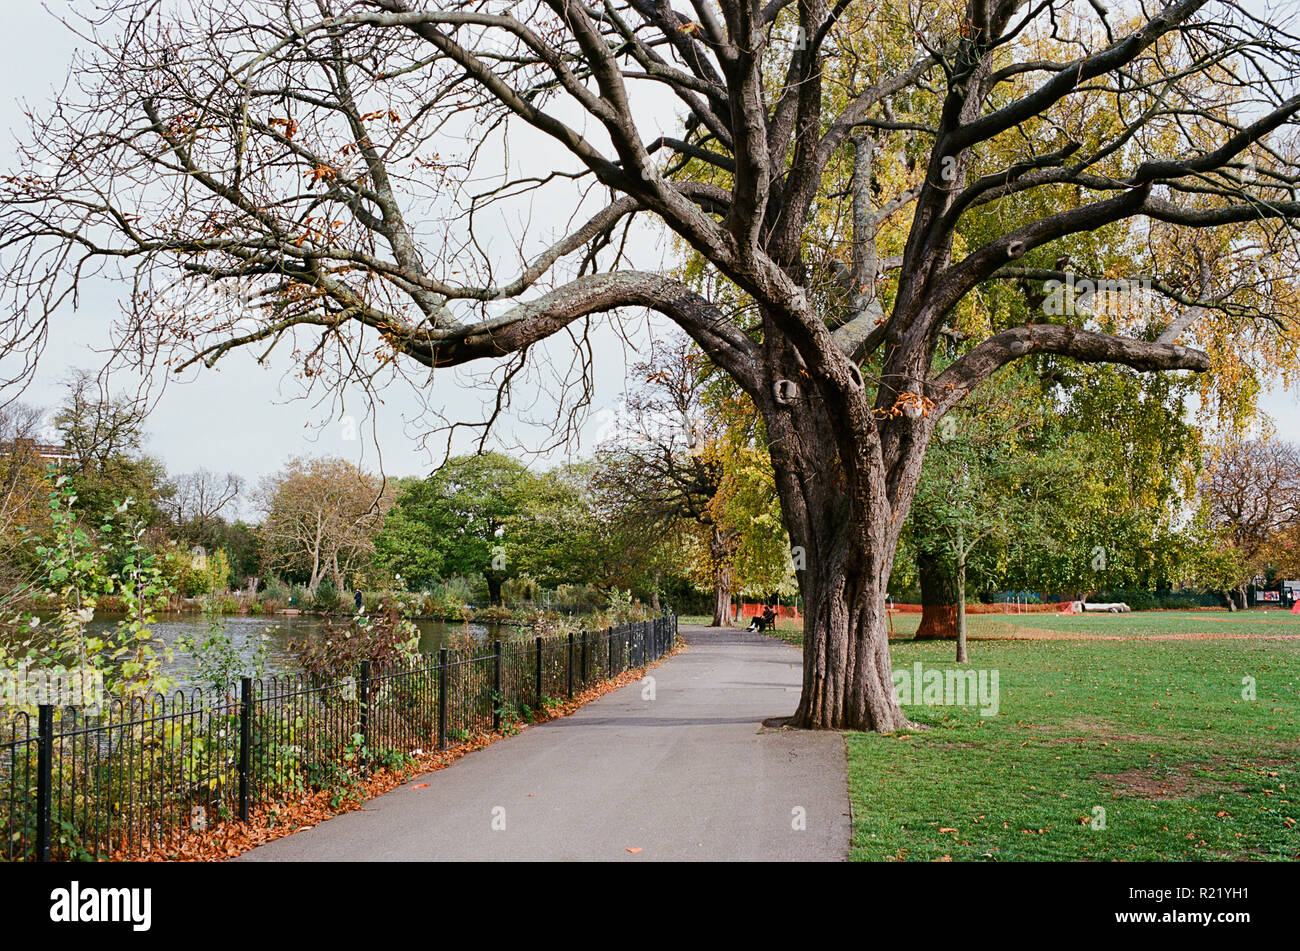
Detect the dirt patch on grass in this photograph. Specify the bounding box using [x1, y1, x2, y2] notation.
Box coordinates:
[1098, 760, 1247, 799]
[1020, 716, 1167, 745]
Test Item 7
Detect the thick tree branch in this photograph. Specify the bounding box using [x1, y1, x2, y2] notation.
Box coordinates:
[928, 324, 1211, 414]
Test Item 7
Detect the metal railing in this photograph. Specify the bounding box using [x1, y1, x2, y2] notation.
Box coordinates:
[1, 613, 677, 861]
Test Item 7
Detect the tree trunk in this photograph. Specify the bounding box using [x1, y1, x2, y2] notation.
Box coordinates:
[915, 549, 959, 640]
[710, 527, 734, 627]
[955, 556, 969, 663]
[711, 562, 733, 627]
[763, 395, 918, 731]
[786, 521, 913, 731]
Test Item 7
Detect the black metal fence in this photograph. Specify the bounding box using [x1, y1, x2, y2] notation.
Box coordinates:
[1, 613, 677, 862]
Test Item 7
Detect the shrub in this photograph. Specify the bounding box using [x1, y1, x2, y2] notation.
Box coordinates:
[289, 599, 420, 681]
[311, 578, 342, 612]
[196, 593, 240, 615]
[473, 604, 516, 624]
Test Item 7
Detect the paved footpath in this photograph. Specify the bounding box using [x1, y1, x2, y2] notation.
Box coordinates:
[239, 626, 850, 862]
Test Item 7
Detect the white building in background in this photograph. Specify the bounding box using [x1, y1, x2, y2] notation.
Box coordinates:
[0, 440, 74, 466]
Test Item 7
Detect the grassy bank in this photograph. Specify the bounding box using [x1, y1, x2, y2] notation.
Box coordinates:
[850, 636, 1297, 861]
[749, 612, 1297, 860]
[757, 608, 1300, 643]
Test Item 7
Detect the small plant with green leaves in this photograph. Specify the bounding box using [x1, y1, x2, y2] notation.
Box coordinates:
[491, 691, 524, 735]
[177, 608, 272, 696]
[1, 478, 176, 708]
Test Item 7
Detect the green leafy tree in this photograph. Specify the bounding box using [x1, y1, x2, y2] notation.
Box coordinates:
[909, 387, 1079, 659]
[1, 479, 174, 706]
[51, 371, 169, 528]
[505, 463, 604, 590]
[383, 454, 532, 604]
[372, 476, 444, 591]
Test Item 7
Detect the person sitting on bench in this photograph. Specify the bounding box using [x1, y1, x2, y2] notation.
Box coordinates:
[746, 604, 778, 633]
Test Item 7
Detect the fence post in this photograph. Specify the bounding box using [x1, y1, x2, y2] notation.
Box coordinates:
[492, 640, 502, 733]
[535, 636, 544, 710]
[608, 627, 614, 675]
[581, 630, 588, 687]
[238, 678, 253, 822]
[567, 632, 574, 699]
[438, 648, 448, 750]
[35, 704, 53, 862]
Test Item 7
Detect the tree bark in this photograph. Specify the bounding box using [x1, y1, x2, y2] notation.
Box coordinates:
[709, 527, 734, 627]
[915, 549, 959, 640]
[763, 382, 918, 733]
[956, 556, 969, 663]
[711, 562, 733, 627]
[791, 553, 912, 730]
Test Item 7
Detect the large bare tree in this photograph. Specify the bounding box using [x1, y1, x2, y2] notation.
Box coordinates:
[4, 0, 1300, 729]
[1201, 439, 1300, 605]
[260, 457, 390, 591]
[594, 333, 738, 626]
[168, 468, 246, 546]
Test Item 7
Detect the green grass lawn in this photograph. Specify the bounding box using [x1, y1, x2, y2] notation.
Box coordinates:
[754, 612, 1298, 861]
[885, 607, 1300, 639]
[689, 607, 1300, 640]
[854, 638, 1297, 861]
[678, 614, 715, 626]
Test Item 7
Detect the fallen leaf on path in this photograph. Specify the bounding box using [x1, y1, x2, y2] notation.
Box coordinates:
[626, 847, 642, 853]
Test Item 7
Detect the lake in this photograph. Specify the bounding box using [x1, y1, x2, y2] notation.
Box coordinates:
[79, 613, 516, 688]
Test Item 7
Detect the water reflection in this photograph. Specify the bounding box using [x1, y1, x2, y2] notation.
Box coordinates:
[81, 613, 514, 687]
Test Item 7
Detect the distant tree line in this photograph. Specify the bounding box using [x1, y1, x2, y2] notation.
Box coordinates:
[3, 352, 1295, 622]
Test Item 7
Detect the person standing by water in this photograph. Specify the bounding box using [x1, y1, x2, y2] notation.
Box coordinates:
[354, 588, 364, 613]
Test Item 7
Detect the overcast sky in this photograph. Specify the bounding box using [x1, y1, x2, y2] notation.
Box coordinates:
[0, 3, 1296, 507]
